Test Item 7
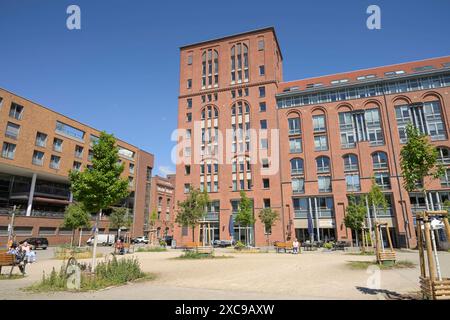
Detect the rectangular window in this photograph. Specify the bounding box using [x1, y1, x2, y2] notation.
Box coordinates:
[90, 134, 99, 146]
[56, 121, 85, 140]
[35, 132, 47, 147]
[259, 65, 265, 76]
[187, 55, 193, 65]
[258, 39, 265, 50]
[184, 184, 190, 193]
[441, 169, 450, 187]
[50, 155, 61, 169]
[187, 98, 192, 109]
[259, 102, 266, 112]
[260, 120, 267, 130]
[186, 113, 192, 122]
[88, 150, 94, 161]
[9, 103, 24, 120]
[259, 86, 266, 98]
[187, 79, 192, 89]
[32, 150, 44, 166]
[314, 135, 328, 151]
[292, 178, 305, 194]
[374, 172, 391, 190]
[5, 122, 20, 139]
[289, 138, 302, 153]
[53, 138, 63, 152]
[129, 163, 135, 174]
[260, 139, 268, 149]
[73, 161, 81, 171]
[312, 115, 326, 132]
[345, 174, 361, 192]
[2, 142, 16, 159]
[318, 176, 332, 193]
[39, 227, 56, 236]
[74, 145, 84, 159]
[263, 179, 270, 189]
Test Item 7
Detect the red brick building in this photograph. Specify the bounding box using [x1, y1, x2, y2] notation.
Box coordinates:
[149, 175, 175, 241]
[0, 88, 154, 245]
[175, 27, 450, 248]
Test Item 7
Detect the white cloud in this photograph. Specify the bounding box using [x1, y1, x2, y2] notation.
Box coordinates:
[158, 165, 175, 176]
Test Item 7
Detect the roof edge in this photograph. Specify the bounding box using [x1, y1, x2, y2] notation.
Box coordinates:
[179, 26, 283, 60]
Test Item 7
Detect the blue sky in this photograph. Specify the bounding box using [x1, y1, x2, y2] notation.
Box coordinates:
[0, 0, 449, 176]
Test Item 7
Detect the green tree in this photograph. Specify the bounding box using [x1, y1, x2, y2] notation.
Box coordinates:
[234, 191, 255, 246]
[344, 195, 367, 247]
[69, 131, 129, 271]
[258, 208, 279, 247]
[175, 187, 209, 242]
[149, 209, 158, 245]
[368, 178, 388, 221]
[400, 123, 444, 203]
[109, 207, 132, 238]
[62, 203, 91, 247]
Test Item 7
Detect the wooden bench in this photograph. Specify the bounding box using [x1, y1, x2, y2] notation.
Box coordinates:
[184, 242, 200, 250]
[274, 241, 294, 253]
[196, 246, 213, 254]
[0, 251, 21, 277]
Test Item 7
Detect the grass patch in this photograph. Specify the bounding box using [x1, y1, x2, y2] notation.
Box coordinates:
[136, 246, 167, 253]
[54, 247, 103, 260]
[229, 248, 268, 254]
[25, 256, 154, 292]
[0, 274, 25, 280]
[346, 251, 376, 256]
[347, 259, 416, 270]
[174, 251, 233, 260]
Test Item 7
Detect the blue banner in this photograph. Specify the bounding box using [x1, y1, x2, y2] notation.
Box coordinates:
[228, 214, 234, 236]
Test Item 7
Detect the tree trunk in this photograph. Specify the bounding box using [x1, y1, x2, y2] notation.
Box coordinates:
[355, 230, 359, 247]
[78, 228, 83, 247]
[192, 226, 195, 242]
[71, 229, 75, 248]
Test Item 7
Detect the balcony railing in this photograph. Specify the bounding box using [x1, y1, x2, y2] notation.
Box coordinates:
[201, 212, 219, 221]
[294, 209, 334, 219]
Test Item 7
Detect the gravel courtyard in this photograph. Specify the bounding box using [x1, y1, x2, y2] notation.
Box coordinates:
[1, 247, 449, 300]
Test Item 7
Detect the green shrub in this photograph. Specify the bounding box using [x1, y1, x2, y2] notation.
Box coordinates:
[26, 256, 153, 292]
[323, 242, 334, 250]
[175, 251, 232, 260]
[234, 241, 245, 251]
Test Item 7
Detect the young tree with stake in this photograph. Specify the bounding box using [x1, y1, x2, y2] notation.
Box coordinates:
[234, 191, 255, 247]
[175, 187, 209, 242]
[62, 203, 91, 247]
[258, 208, 279, 247]
[69, 132, 129, 273]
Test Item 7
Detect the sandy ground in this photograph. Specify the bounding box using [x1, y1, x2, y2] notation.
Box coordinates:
[1, 247, 449, 300]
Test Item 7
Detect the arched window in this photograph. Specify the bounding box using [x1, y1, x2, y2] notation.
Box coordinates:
[437, 147, 450, 164]
[316, 156, 330, 173]
[288, 116, 301, 135]
[372, 151, 388, 170]
[343, 154, 358, 172]
[230, 43, 249, 84]
[202, 49, 219, 89]
[290, 158, 304, 175]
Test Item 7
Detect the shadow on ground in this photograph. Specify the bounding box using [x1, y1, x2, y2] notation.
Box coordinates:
[355, 286, 421, 300]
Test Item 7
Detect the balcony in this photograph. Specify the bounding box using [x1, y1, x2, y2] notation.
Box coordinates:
[200, 212, 219, 222]
[294, 209, 334, 219]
